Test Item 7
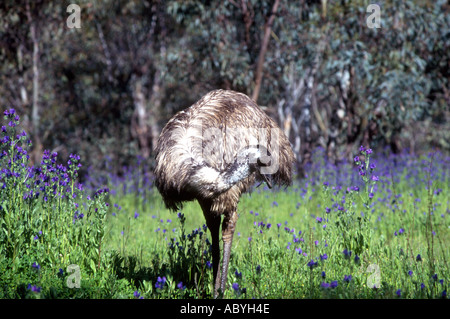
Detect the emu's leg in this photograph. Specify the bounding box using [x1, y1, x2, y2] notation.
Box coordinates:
[201, 204, 222, 297]
[220, 209, 238, 295]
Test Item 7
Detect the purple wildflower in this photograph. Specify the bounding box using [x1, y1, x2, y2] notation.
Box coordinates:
[343, 248, 352, 259]
[155, 276, 166, 289]
[256, 265, 261, 274]
[307, 260, 318, 269]
[134, 291, 143, 299]
[27, 284, 41, 293]
[321, 282, 330, 288]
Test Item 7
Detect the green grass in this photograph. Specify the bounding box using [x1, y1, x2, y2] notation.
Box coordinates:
[1, 110, 448, 299]
[104, 168, 449, 299]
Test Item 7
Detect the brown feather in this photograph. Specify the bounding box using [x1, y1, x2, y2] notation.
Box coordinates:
[154, 89, 294, 214]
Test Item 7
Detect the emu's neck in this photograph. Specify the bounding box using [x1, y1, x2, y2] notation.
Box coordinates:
[221, 160, 252, 186]
[190, 147, 260, 198]
[190, 161, 252, 198]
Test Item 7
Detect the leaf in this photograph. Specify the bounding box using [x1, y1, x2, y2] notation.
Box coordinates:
[90, 259, 97, 273]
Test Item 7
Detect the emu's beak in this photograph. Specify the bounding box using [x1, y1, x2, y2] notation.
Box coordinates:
[257, 155, 273, 188]
[261, 173, 273, 189]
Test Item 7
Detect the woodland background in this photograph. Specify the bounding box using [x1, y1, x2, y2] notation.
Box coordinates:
[1, 0, 449, 178]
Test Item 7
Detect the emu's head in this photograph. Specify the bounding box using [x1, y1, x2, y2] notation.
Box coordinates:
[234, 145, 273, 188]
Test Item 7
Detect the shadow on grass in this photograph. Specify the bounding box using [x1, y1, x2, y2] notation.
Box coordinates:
[110, 249, 214, 299]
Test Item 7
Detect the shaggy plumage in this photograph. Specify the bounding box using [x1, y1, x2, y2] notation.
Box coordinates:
[154, 89, 294, 297]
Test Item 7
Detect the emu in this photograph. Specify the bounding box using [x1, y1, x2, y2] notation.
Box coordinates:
[154, 89, 294, 297]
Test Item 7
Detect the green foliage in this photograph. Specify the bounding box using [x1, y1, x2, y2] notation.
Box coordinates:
[1, 0, 449, 299]
[96, 145, 448, 299]
[1, 1, 448, 175]
[166, 213, 213, 298]
[1, 113, 448, 298]
[0, 110, 112, 298]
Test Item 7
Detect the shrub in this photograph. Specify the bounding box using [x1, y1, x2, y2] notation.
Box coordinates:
[0, 109, 110, 298]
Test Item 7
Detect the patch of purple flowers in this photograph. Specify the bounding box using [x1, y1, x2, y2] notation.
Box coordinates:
[155, 276, 166, 289]
[27, 284, 41, 293]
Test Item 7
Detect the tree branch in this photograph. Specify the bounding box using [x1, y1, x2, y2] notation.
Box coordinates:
[252, 0, 280, 103]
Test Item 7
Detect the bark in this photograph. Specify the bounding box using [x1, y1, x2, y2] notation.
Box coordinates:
[17, 44, 29, 107]
[148, 72, 162, 153]
[131, 79, 151, 159]
[240, 0, 255, 48]
[26, 1, 43, 165]
[301, 76, 312, 166]
[252, 0, 280, 102]
[131, 71, 162, 159]
[96, 21, 114, 84]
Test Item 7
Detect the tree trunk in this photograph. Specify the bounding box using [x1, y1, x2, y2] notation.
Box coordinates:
[148, 72, 162, 153]
[301, 75, 313, 167]
[131, 79, 151, 159]
[26, 1, 43, 165]
[252, 0, 280, 102]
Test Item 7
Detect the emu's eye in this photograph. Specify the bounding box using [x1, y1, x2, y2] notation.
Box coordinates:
[257, 155, 271, 167]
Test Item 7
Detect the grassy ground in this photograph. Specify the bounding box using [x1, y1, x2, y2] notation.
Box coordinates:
[103, 149, 449, 299]
[0, 110, 448, 299]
